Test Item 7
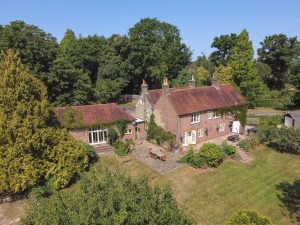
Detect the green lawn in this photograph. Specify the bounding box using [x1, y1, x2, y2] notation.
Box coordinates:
[2, 147, 299, 225]
[100, 147, 300, 225]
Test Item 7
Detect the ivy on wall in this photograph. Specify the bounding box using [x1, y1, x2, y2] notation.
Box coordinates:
[218, 104, 248, 126]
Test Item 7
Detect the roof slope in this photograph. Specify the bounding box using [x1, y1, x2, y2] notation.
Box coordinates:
[56, 103, 135, 126]
[286, 112, 300, 120]
[147, 85, 246, 115]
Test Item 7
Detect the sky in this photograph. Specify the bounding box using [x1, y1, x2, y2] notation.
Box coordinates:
[1, 0, 299, 59]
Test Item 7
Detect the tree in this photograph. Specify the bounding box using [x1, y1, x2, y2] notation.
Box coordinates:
[128, 18, 191, 92]
[93, 78, 125, 103]
[213, 65, 233, 84]
[210, 33, 238, 66]
[45, 55, 92, 106]
[194, 54, 215, 75]
[225, 210, 273, 225]
[288, 59, 300, 89]
[0, 50, 89, 195]
[60, 29, 76, 51]
[229, 29, 265, 107]
[255, 61, 272, 85]
[258, 34, 300, 90]
[21, 167, 194, 225]
[0, 20, 58, 78]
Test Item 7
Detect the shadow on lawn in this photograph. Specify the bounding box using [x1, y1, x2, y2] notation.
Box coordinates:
[276, 180, 300, 223]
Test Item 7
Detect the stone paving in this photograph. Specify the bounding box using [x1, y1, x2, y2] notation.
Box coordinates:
[133, 134, 254, 174]
[133, 141, 184, 174]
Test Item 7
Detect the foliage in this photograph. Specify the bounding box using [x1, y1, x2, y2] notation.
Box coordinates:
[179, 147, 206, 168]
[0, 20, 58, 77]
[147, 115, 175, 146]
[60, 29, 76, 51]
[85, 144, 98, 163]
[213, 65, 233, 84]
[128, 18, 191, 92]
[107, 126, 119, 145]
[93, 78, 125, 103]
[0, 50, 89, 195]
[225, 210, 273, 225]
[21, 167, 195, 225]
[229, 29, 265, 108]
[210, 33, 239, 66]
[62, 106, 84, 128]
[238, 135, 261, 151]
[113, 140, 130, 156]
[221, 141, 236, 156]
[44, 55, 92, 106]
[219, 104, 248, 126]
[260, 127, 300, 154]
[258, 34, 300, 90]
[199, 143, 225, 167]
[115, 119, 128, 138]
[194, 54, 215, 75]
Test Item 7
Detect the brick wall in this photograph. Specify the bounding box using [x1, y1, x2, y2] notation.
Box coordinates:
[178, 111, 234, 145]
[69, 129, 89, 144]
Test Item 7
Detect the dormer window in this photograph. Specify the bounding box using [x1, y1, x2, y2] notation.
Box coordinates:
[191, 112, 200, 124]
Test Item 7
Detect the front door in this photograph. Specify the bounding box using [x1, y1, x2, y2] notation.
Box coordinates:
[184, 130, 196, 146]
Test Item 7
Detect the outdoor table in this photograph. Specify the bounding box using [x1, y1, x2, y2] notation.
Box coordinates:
[150, 149, 166, 161]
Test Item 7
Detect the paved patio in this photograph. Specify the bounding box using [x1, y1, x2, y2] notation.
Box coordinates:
[133, 141, 184, 174]
[132, 133, 252, 174]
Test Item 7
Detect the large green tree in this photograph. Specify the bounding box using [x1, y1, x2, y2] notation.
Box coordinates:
[0, 20, 58, 78]
[258, 34, 300, 89]
[229, 29, 265, 107]
[21, 167, 194, 225]
[128, 18, 191, 92]
[45, 55, 92, 106]
[210, 33, 238, 66]
[0, 50, 89, 195]
[60, 29, 76, 51]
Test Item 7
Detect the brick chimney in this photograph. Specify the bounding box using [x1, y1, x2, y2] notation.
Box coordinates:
[162, 77, 170, 95]
[211, 76, 219, 89]
[141, 79, 148, 95]
[189, 75, 196, 88]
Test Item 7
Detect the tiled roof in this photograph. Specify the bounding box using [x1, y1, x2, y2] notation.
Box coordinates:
[56, 103, 135, 126]
[285, 112, 300, 121]
[146, 85, 246, 115]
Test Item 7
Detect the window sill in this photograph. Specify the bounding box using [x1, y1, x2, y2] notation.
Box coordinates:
[190, 122, 200, 125]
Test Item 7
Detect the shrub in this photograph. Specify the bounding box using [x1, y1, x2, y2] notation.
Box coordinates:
[239, 135, 261, 151]
[225, 210, 273, 225]
[199, 143, 225, 167]
[107, 126, 119, 145]
[265, 127, 300, 154]
[189, 154, 206, 168]
[221, 141, 236, 156]
[21, 167, 195, 225]
[113, 141, 130, 156]
[85, 144, 98, 163]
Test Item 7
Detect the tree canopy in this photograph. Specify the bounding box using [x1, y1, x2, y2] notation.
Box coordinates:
[21, 166, 194, 225]
[0, 50, 89, 195]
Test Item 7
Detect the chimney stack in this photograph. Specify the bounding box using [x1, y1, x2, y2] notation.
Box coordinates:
[189, 75, 196, 88]
[211, 76, 219, 89]
[141, 79, 148, 95]
[162, 77, 170, 95]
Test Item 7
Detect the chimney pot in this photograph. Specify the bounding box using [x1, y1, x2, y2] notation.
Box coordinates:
[162, 77, 170, 95]
[189, 75, 196, 88]
[211, 76, 219, 89]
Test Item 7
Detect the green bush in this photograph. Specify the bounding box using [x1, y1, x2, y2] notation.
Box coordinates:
[221, 141, 236, 156]
[113, 141, 130, 156]
[21, 166, 195, 225]
[179, 147, 206, 168]
[199, 143, 225, 167]
[262, 127, 300, 154]
[225, 210, 273, 225]
[239, 135, 261, 151]
[107, 126, 119, 145]
[85, 144, 98, 163]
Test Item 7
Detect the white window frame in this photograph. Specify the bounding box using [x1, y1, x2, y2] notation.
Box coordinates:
[207, 111, 213, 119]
[191, 112, 200, 124]
[218, 123, 225, 132]
[213, 109, 221, 118]
[125, 128, 132, 135]
[198, 129, 204, 138]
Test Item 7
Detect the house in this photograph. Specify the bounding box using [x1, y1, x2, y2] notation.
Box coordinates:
[56, 103, 146, 145]
[284, 112, 300, 128]
[135, 76, 246, 146]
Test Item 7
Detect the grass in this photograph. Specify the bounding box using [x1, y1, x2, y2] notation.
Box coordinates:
[2, 147, 299, 225]
[99, 147, 300, 225]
